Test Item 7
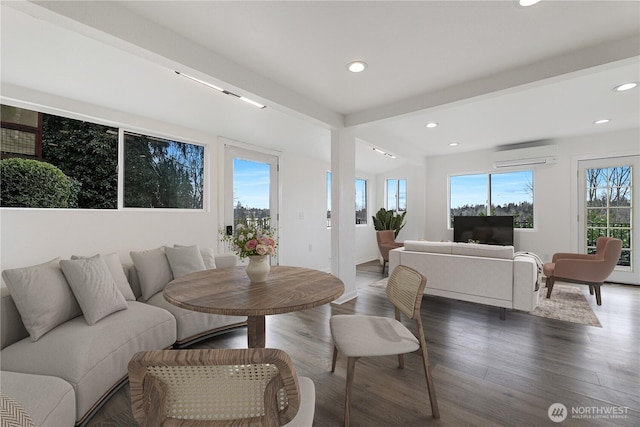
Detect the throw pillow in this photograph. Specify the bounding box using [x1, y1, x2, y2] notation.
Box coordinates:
[1, 258, 82, 341]
[130, 247, 173, 301]
[60, 255, 128, 325]
[200, 247, 217, 269]
[165, 245, 206, 278]
[71, 253, 136, 301]
[175, 244, 217, 269]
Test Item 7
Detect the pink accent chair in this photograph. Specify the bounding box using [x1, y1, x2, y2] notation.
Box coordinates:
[376, 230, 404, 275]
[543, 237, 622, 305]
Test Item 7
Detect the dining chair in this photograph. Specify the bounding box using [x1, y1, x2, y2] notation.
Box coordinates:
[330, 265, 439, 427]
[128, 348, 315, 427]
[543, 236, 622, 305]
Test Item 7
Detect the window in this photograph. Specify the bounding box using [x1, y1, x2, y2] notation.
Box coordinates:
[585, 165, 632, 267]
[450, 170, 534, 228]
[325, 172, 368, 226]
[124, 132, 204, 209]
[1, 105, 42, 158]
[1, 104, 118, 208]
[1, 104, 205, 210]
[386, 179, 406, 212]
[355, 178, 367, 224]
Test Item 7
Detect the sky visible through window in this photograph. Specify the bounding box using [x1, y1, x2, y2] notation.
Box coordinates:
[234, 158, 270, 209]
[450, 171, 532, 209]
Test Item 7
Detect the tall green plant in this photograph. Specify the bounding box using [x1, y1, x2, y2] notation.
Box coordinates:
[372, 208, 406, 238]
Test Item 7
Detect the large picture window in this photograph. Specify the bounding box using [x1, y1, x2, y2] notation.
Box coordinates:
[124, 132, 204, 209]
[1, 104, 118, 209]
[450, 170, 534, 228]
[1, 104, 206, 210]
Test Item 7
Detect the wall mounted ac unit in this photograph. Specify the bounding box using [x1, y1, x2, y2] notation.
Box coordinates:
[493, 143, 558, 169]
[493, 156, 557, 169]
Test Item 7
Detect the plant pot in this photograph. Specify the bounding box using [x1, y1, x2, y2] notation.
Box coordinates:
[246, 255, 270, 283]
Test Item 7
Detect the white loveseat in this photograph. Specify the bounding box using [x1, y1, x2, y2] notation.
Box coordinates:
[389, 241, 540, 319]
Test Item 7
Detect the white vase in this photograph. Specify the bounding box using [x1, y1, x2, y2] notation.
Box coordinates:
[246, 255, 270, 283]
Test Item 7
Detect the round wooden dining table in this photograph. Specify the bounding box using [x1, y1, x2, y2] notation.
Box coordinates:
[163, 265, 345, 348]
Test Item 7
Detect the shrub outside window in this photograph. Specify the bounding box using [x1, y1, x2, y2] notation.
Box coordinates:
[1, 104, 118, 208]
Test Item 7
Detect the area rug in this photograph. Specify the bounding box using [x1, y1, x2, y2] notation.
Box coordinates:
[369, 279, 602, 327]
[532, 284, 602, 327]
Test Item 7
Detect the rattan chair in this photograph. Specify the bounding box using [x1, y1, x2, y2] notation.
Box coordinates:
[330, 265, 439, 427]
[128, 348, 315, 427]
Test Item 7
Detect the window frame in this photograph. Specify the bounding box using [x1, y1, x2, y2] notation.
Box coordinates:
[1, 102, 209, 211]
[121, 130, 207, 211]
[386, 178, 407, 213]
[449, 169, 535, 230]
[355, 177, 368, 225]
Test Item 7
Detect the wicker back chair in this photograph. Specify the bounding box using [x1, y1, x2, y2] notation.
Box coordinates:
[128, 348, 314, 427]
[330, 265, 439, 427]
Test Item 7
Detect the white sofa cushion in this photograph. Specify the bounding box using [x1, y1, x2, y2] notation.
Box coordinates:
[146, 292, 246, 343]
[403, 241, 453, 254]
[60, 255, 128, 325]
[451, 243, 514, 259]
[1, 258, 82, 341]
[0, 301, 176, 423]
[0, 371, 75, 427]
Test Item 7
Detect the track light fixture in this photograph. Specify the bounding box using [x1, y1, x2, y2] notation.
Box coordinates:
[176, 71, 266, 109]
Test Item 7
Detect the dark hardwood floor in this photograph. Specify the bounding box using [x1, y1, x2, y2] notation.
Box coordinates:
[88, 261, 639, 426]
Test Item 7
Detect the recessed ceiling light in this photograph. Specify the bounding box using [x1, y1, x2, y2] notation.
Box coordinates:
[594, 119, 611, 125]
[613, 82, 638, 92]
[448, 142, 459, 147]
[425, 122, 439, 128]
[347, 61, 367, 73]
[518, 0, 541, 6]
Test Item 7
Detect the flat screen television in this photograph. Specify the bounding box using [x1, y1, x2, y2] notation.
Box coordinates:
[453, 216, 514, 246]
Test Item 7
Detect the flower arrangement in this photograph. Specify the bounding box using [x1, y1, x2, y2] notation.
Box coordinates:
[220, 220, 277, 259]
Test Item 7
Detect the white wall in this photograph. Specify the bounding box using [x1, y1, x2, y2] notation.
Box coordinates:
[375, 163, 428, 242]
[424, 128, 640, 263]
[0, 91, 380, 275]
[278, 150, 379, 270]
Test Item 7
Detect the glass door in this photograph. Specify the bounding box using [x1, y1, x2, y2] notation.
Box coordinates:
[224, 145, 279, 265]
[578, 155, 639, 284]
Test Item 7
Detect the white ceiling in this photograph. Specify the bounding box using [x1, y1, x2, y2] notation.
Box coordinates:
[1, 1, 639, 174]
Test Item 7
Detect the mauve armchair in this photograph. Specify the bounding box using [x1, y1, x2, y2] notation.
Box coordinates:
[543, 237, 622, 305]
[376, 230, 403, 275]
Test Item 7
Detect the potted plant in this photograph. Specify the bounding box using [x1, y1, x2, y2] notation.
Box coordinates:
[372, 208, 406, 238]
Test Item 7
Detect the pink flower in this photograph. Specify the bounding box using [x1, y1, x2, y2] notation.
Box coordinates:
[244, 239, 258, 252]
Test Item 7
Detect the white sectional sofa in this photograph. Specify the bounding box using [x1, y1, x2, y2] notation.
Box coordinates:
[389, 241, 541, 319]
[0, 246, 245, 427]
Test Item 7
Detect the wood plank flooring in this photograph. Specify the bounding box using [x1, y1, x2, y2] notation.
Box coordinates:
[87, 261, 640, 426]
